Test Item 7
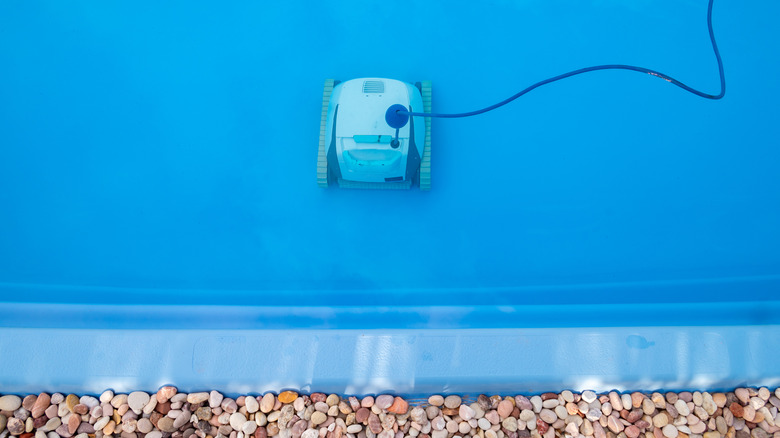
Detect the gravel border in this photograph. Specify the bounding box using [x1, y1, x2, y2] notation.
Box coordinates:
[1, 388, 778, 438]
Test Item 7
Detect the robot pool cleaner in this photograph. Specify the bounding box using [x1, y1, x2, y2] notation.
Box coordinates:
[318, 78, 431, 190]
[318, 0, 724, 191]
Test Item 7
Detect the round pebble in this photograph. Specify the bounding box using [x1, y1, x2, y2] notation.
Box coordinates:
[375, 395, 394, 410]
[245, 396, 259, 413]
[444, 395, 462, 409]
[260, 393, 275, 413]
[497, 400, 513, 418]
[230, 412, 248, 430]
[311, 411, 327, 426]
[278, 391, 298, 404]
[539, 409, 557, 424]
[459, 405, 475, 421]
[3, 388, 780, 438]
[0, 395, 22, 411]
[428, 395, 444, 406]
[582, 391, 597, 404]
[662, 424, 679, 438]
[128, 392, 150, 414]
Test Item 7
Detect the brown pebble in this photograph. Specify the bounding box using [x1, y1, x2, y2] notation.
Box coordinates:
[67, 414, 81, 435]
[536, 419, 549, 434]
[516, 396, 533, 411]
[636, 420, 651, 430]
[368, 413, 382, 434]
[31, 393, 50, 419]
[196, 407, 212, 420]
[255, 426, 268, 438]
[266, 422, 279, 436]
[349, 397, 361, 411]
[731, 403, 744, 418]
[158, 417, 177, 433]
[498, 401, 513, 419]
[156, 401, 172, 415]
[73, 404, 89, 415]
[22, 395, 37, 412]
[628, 410, 644, 423]
[541, 393, 558, 401]
[632, 393, 645, 408]
[19, 433, 33, 438]
[311, 393, 327, 404]
[356, 407, 370, 423]
[627, 426, 641, 438]
[477, 395, 491, 410]
[157, 386, 178, 403]
[387, 397, 408, 415]
[33, 416, 47, 429]
[77, 422, 95, 434]
[441, 408, 459, 416]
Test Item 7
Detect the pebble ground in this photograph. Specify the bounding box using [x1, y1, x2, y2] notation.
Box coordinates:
[1, 388, 778, 438]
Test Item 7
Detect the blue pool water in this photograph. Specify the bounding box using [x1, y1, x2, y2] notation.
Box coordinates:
[1, 1, 779, 395]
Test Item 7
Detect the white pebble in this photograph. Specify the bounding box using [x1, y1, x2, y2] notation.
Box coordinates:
[675, 400, 691, 416]
[210, 391, 224, 408]
[622, 394, 633, 410]
[93, 417, 110, 431]
[0, 395, 22, 411]
[444, 395, 462, 409]
[128, 391, 150, 414]
[242, 421, 258, 434]
[99, 391, 114, 404]
[230, 412, 248, 430]
[530, 396, 543, 413]
[540, 409, 557, 424]
[582, 391, 597, 404]
[146, 432, 163, 438]
[478, 418, 491, 431]
[519, 410, 535, 422]
[750, 397, 765, 410]
[80, 396, 100, 408]
[245, 396, 259, 414]
[663, 425, 679, 438]
[586, 408, 601, 421]
[460, 405, 476, 421]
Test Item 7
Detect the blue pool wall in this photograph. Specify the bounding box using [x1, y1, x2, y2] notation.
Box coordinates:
[2, 0, 780, 396]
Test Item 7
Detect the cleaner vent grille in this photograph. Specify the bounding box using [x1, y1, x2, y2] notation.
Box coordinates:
[362, 80, 385, 93]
